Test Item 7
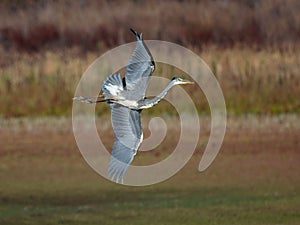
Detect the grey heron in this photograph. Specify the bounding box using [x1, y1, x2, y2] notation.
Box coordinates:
[74, 28, 194, 183]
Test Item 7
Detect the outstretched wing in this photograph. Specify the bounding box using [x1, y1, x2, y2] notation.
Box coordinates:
[102, 73, 123, 98]
[109, 103, 143, 183]
[125, 28, 155, 100]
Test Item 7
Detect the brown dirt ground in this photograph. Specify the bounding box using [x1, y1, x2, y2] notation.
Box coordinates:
[0, 115, 299, 191]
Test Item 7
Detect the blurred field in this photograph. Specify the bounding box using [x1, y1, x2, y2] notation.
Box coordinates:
[1, 0, 299, 51]
[0, 0, 299, 117]
[0, 115, 300, 225]
[1, 1, 300, 224]
[0, 46, 299, 117]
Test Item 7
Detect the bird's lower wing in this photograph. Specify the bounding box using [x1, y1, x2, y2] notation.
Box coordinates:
[109, 139, 137, 184]
[109, 104, 143, 183]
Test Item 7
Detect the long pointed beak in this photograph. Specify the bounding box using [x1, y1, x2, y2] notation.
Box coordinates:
[182, 79, 194, 85]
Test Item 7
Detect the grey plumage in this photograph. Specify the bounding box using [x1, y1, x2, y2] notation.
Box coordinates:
[73, 28, 194, 183]
[124, 29, 155, 100]
[103, 28, 152, 183]
[109, 104, 142, 183]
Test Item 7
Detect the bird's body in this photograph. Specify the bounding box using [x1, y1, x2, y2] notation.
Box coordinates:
[73, 28, 194, 183]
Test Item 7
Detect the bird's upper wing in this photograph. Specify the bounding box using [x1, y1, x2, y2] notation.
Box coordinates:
[125, 29, 155, 100]
[109, 103, 143, 183]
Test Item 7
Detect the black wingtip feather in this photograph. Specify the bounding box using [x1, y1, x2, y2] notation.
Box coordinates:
[130, 28, 137, 35]
[130, 28, 141, 40]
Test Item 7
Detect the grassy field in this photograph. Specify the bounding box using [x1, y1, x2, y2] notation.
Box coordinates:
[0, 0, 299, 117]
[0, 46, 299, 117]
[1, 115, 299, 225]
[1, 1, 299, 224]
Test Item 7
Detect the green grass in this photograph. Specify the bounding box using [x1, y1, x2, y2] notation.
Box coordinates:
[1, 118, 300, 225]
[1, 189, 299, 225]
[1, 174, 299, 225]
[1, 157, 300, 225]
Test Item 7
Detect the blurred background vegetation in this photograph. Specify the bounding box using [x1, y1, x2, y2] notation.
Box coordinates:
[0, 0, 299, 117]
[1, 2, 300, 225]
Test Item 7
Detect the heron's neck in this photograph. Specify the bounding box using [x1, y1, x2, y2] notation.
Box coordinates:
[156, 81, 176, 100]
[138, 81, 176, 109]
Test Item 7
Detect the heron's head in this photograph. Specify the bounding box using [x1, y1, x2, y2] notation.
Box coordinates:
[171, 76, 194, 85]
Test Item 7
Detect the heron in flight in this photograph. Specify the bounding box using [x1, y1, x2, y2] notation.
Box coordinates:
[74, 28, 194, 183]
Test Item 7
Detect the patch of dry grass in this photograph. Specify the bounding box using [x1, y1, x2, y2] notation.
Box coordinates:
[200, 46, 300, 114]
[0, 46, 299, 117]
[0, 1, 299, 117]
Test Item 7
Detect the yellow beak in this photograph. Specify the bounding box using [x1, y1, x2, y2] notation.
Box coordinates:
[182, 80, 194, 85]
